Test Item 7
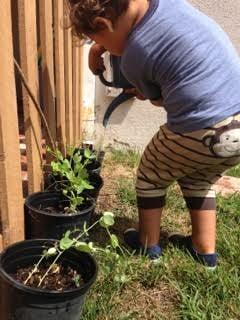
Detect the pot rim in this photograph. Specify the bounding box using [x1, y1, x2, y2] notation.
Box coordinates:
[24, 192, 96, 218]
[0, 239, 98, 297]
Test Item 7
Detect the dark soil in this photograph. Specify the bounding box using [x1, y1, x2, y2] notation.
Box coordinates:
[38, 200, 91, 215]
[39, 202, 72, 214]
[13, 263, 83, 291]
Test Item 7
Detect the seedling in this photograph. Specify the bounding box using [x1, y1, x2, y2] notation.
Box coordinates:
[46, 146, 97, 212]
[23, 212, 127, 288]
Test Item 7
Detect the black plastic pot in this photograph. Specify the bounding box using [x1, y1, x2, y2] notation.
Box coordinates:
[25, 192, 95, 240]
[0, 239, 97, 320]
[83, 173, 103, 201]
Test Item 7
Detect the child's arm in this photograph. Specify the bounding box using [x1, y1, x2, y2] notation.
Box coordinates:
[88, 43, 107, 75]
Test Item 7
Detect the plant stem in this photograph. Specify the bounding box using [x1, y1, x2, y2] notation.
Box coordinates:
[37, 252, 62, 287]
[13, 59, 56, 150]
[75, 220, 100, 242]
[37, 219, 100, 287]
[24, 254, 47, 285]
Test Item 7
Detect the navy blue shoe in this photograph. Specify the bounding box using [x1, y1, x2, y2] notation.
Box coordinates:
[168, 234, 217, 269]
[124, 228, 162, 260]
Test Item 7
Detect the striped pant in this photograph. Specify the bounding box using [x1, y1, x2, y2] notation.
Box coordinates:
[136, 114, 240, 210]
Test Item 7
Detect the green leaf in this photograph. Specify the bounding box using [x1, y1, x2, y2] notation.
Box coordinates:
[62, 159, 71, 169]
[73, 274, 81, 287]
[59, 232, 74, 250]
[46, 247, 57, 256]
[110, 234, 119, 249]
[73, 153, 81, 164]
[83, 148, 91, 159]
[99, 211, 115, 228]
[82, 180, 94, 190]
[56, 149, 64, 161]
[75, 241, 95, 253]
[51, 161, 61, 173]
[62, 189, 68, 196]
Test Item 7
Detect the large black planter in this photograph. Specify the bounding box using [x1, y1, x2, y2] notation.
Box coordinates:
[25, 192, 95, 240]
[83, 173, 103, 201]
[0, 239, 97, 320]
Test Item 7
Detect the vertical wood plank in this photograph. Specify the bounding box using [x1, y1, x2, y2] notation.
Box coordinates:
[39, 0, 56, 145]
[72, 40, 80, 146]
[54, 0, 66, 153]
[0, 0, 24, 246]
[64, 28, 73, 146]
[78, 45, 84, 143]
[0, 234, 3, 252]
[18, 0, 43, 194]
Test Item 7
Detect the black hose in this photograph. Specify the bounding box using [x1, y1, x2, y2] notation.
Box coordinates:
[103, 92, 135, 128]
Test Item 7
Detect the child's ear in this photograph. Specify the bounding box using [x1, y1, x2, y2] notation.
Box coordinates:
[93, 17, 114, 32]
[202, 135, 213, 147]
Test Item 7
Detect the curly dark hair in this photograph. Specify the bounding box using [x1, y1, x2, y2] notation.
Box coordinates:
[68, 0, 130, 38]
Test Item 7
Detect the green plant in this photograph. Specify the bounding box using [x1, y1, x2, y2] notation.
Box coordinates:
[46, 146, 97, 212]
[24, 212, 127, 288]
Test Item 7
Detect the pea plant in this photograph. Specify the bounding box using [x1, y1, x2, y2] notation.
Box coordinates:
[46, 146, 97, 212]
[24, 212, 128, 288]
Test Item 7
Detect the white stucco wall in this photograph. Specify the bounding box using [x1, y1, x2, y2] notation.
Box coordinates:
[94, 0, 240, 151]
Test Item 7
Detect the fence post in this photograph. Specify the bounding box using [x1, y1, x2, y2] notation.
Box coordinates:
[18, 0, 43, 194]
[64, 27, 73, 147]
[72, 40, 80, 146]
[78, 45, 84, 143]
[39, 0, 57, 145]
[54, 0, 66, 153]
[0, 0, 24, 247]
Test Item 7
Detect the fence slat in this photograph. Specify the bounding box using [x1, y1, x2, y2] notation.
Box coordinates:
[72, 41, 80, 146]
[0, 235, 3, 252]
[39, 0, 56, 144]
[0, 0, 24, 247]
[18, 0, 43, 194]
[54, 0, 66, 153]
[78, 45, 84, 143]
[64, 28, 73, 146]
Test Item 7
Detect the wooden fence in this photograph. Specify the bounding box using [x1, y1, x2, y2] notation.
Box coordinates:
[0, 0, 84, 250]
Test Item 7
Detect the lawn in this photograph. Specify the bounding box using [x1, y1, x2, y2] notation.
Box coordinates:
[82, 150, 240, 320]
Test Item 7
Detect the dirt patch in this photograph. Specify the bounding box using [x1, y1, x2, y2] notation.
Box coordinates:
[97, 159, 135, 213]
[115, 282, 179, 320]
[214, 176, 240, 197]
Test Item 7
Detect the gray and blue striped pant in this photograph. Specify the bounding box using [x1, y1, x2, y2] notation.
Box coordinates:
[136, 114, 240, 210]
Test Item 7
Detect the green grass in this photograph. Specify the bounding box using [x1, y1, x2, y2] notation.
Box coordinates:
[226, 164, 240, 177]
[82, 149, 240, 320]
[117, 177, 136, 207]
[110, 149, 141, 168]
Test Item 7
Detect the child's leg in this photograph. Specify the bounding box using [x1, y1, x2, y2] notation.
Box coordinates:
[190, 209, 216, 253]
[138, 207, 163, 247]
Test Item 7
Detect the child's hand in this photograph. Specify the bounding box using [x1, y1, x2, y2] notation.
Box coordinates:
[125, 88, 146, 100]
[88, 43, 107, 75]
[150, 97, 163, 106]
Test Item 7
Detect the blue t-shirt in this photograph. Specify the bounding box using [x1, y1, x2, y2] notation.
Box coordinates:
[121, 0, 240, 133]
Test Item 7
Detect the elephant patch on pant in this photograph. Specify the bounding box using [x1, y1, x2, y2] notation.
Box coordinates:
[203, 120, 240, 157]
